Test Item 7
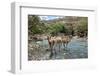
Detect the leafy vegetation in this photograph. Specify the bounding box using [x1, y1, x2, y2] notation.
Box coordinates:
[75, 17, 88, 37]
[28, 15, 88, 37]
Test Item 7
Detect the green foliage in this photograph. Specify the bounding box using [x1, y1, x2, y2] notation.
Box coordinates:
[76, 17, 88, 36]
[64, 25, 74, 35]
[28, 15, 45, 34]
[28, 15, 88, 37]
[46, 23, 66, 35]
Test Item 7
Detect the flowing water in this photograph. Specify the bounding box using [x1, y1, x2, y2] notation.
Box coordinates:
[28, 37, 88, 60]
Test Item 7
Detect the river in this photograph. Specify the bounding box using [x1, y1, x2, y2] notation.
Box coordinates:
[28, 37, 88, 60]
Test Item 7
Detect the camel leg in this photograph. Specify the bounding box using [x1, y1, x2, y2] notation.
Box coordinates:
[49, 46, 53, 59]
[49, 44, 53, 59]
[54, 44, 57, 56]
[53, 46, 56, 58]
[63, 43, 65, 50]
[65, 43, 69, 51]
[58, 43, 60, 51]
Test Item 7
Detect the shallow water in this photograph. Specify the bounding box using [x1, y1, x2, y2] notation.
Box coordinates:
[66, 38, 88, 59]
[28, 37, 88, 60]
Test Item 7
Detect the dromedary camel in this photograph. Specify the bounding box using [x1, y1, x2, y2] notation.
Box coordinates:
[47, 35, 72, 58]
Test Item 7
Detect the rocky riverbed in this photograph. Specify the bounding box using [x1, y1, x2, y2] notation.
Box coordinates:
[28, 37, 88, 61]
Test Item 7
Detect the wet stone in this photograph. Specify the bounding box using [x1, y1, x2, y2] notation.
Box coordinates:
[28, 37, 88, 60]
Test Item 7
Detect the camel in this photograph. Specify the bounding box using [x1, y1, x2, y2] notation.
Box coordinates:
[55, 36, 62, 51]
[47, 35, 72, 58]
[47, 36, 62, 50]
[62, 35, 72, 48]
[47, 36, 55, 57]
[62, 36, 67, 48]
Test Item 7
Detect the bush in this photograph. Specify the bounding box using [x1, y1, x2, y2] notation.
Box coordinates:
[76, 17, 88, 37]
[28, 15, 45, 35]
[46, 23, 66, 35]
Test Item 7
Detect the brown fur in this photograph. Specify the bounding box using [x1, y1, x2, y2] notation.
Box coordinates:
[47, 35, 72, 57]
